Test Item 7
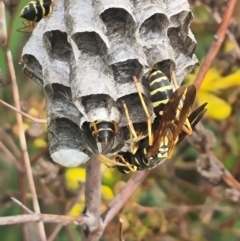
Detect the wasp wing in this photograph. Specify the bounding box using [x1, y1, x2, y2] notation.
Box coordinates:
[147, 85, 188, 157]
[177, 102, 208, 144]
[167, 85, 197, 154]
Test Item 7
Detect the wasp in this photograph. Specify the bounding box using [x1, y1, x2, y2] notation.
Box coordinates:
[98, 70, 207, 173]
[116, 92, 207, 173]
[18, 0, 55, 32]
[82, 120, 122, 155]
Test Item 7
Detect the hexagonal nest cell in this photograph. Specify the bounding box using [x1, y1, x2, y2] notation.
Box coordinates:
[21, 0, 198, 167]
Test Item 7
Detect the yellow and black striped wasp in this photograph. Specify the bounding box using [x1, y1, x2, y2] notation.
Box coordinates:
[18, 0, 55, 32]
[82, 120, 122, 155]
[98, 70, 207, 173]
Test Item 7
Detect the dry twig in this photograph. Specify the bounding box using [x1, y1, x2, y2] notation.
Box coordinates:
[0, 1, 7, 47]
[82, 156, 102, 241]
[47, 182, 85, 241]
[11, 197, 34, 214]
[1, 3, 47, 240]
[0, 213, 84, 226]
[194, 0, 237, 91]
[0, 99, 47, 123]
[0, 70, 9, 85]
[0, 128, 21, 156]
[119, 218, 124, 241]
[203, 4, 240, 58]
[188, 124, 240, 202]
[0, 141, 23, 171]
[102, 171, 150, 228]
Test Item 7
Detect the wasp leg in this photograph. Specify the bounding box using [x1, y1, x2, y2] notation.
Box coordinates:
[171, 70, 179, 89]
[181, 119, 193, 135]
[115, 154, 137, 172]
[17, 20, 37, 33]
[168, 132, 181, 159]
[129, 126, 134, 153]
[113, 121, 119, 134]
[132, 76, 153, 146]
[90, 121, 98, 137]
[17, 20, 32, 33]
[122, 100, 139, 153]
[122, 100, 138, 140]
[97, 154, 136, 172]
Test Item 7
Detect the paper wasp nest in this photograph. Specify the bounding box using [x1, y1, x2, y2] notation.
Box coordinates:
[21, 0, 198, 167]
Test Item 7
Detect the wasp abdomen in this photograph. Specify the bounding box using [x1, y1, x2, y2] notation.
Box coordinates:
[85, 120, 118, 154]
[90, 121, 115, 145]
[149, 70, 173, 118]
[20, 0, 54, 22]
[116, 135, 168, 173]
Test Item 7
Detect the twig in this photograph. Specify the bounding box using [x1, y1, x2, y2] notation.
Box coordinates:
[0, 99, 47, 123]
[102, 171, 150, 227]
[188, 124, 240, 202]
[119, 218, 124, 241]
[0, 1, 7, 47]
[82, 156, 102, 241]
[11, 197, 34, 214]
[1, 4, 32, 240]
[214, 14, 240, 58]
[47, 183, 86, 241]
[2, 10, 47, 240]
[0, 141, 23, 171]
[66, 225, 80, 241]
[0, 214, 84, 226]
[30, 145, 49, 164]
[47, 224, 63, 241]
[0, 128, 21, 157]
[203, 4, 240, 58]
[194, 0, 237, 91]
[5, 0, 21, 50]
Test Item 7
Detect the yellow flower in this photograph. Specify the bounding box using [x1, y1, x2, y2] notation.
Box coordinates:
[64, 167, 86, 191]
[187, 68, 240, 120]
[102, 185, 114, 200]
[68, 196, 85, 216]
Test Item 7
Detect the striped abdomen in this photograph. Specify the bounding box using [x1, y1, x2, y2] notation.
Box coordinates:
[116, 135, 169, 173]
[20, 0, 54, 22]
[149, 70, 173, 118]
[89, 121, 115, 146]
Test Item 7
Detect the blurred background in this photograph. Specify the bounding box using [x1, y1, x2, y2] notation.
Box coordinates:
[0, 0, 240, 240]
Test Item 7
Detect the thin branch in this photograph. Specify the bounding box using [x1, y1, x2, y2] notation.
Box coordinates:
[194, 0, 237, 91]
[11, 197, 34, 214]
[3, 23, 47, 241]
[102, 171, 150, 228]
[31, 145, 49, 164]
[0, 214, 84, 226]
[47, 224, 63, 241]
[0, 1, 7, 47]
[0, 201, 234, 227]
[82, 156, 102, 241]
[5, 0, 21, 50]
[188, 124, 240, 202]
[0, 128, 21, 157]
[215, 18, 240, 59]
[0, 141, 23, 171]
[1, 4, 31, 239]
[66, 225, 80, 241]
[203, 4, 240, 59]
[119, 218, 124, 241]
[0, 99, 47, 123]
[47, 183, 85, 241]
